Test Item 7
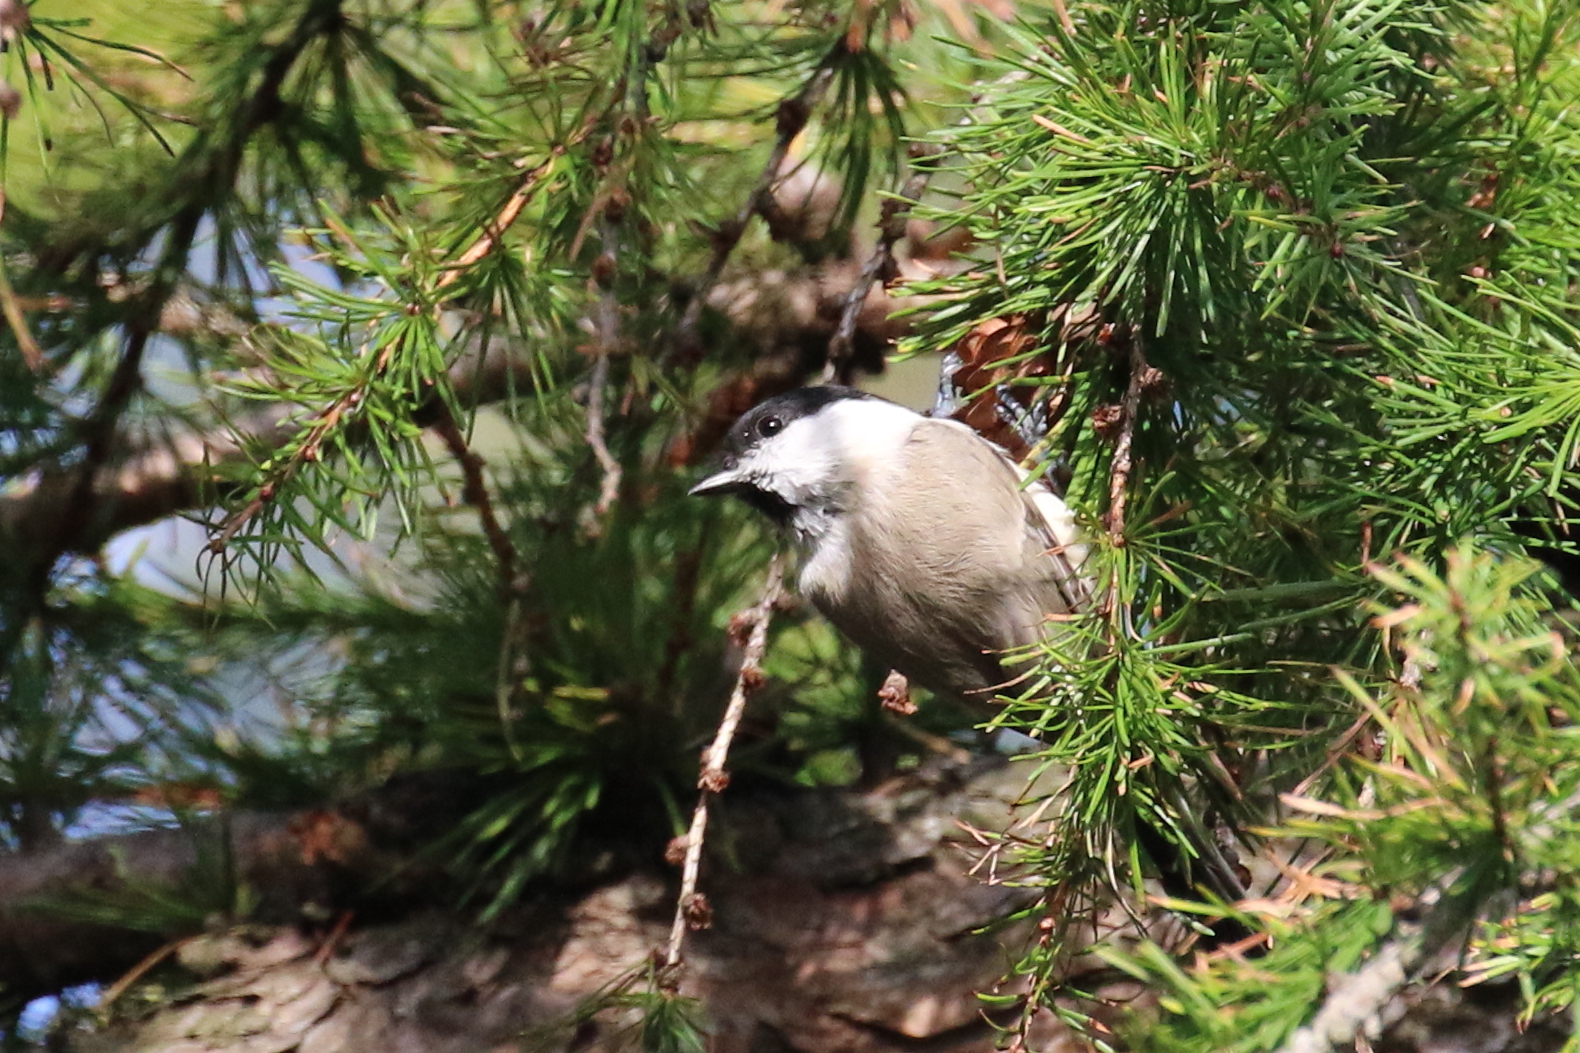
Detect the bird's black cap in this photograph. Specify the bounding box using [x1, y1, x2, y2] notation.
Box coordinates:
[722, 385, 875, 457]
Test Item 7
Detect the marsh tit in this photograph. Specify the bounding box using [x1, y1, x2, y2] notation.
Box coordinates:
[690, 385, 1253, 928]
[688, 385, 1088, 707]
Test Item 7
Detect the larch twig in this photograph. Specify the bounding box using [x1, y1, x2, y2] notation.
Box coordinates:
[432, 402, 522, 594]
[823, 146, 941, 383]
[674, 49, 842, 358]
[663, 553, 785, 973]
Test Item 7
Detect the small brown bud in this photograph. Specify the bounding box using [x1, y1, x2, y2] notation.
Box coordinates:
[0, 0, 28, 36]
[739, 665, 767, 693]
[664, 836, 688, 866]
[591, 251, 616, 286]
[1091, 404, 1124, 440]
[0, 81, 20, 121]
[726, 610, 755, 645]
[682, 892, 713, 930]
[1329, 241, 1345, 258]
[604, 188, 629, 225]
[699, 768, 730, 793]
[1137, 365, 1168, 400]
[877, 670, 916, 715]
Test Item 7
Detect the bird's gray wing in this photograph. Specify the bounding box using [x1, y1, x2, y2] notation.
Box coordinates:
[911, 419, 1089, 617]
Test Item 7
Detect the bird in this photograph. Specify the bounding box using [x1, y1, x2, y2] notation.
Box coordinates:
[689, 384, 1252, 939]
[688, 384, 1088, 706]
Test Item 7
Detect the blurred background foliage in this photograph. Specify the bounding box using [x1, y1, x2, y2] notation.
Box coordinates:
[7, 0, 1580, 1048]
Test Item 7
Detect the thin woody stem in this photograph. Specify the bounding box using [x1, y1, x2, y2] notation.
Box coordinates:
[664, 553, 785, 973]
[432, 401, 521, 592]
[1102, 342, 1148, 621]
[822, 146, 941, 383]
[675, 48, 842, 358]
[1106, 342, 1148, 545]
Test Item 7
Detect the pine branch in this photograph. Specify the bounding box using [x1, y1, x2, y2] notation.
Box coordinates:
[437, 158, 557, 293]
[0, 264, 902, 553]
[431, 402, 521, 595]
[584, 346, 622, 518]
[1104, 340, 1148, 547]
[4, 0, 346, 625]
[674, 46, 842, 359]
[1277, 875, 1476, 1053]
[822, 145, 940, 383]
[663, 553, 784, 975]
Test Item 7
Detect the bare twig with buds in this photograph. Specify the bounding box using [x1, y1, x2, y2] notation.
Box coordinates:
[675, 47, 842, 358]
[663, 553, 785, 974]
[823, 145, 942, 383]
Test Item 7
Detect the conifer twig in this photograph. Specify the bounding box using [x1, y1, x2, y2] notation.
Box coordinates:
[99, 937, 194, 1009]
[587, 270, 623, 518]
[0, 228, 43, 371]
[1277, 874, 1474, 1053]
[1105, 341, 1148, 546]
[663, 553, 784, 974]
[675, 48, 842, 358]
[582, 38, 655, 523]
[432, 402, 521, 594]
[437, 157, 555, 291]
[1101, 341, 1149, 622]
[585, 351, 621, 516]
[822, 145, 941, 383]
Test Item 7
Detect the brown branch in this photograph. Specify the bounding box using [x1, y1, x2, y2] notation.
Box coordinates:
[100, 937, 193, 1009]
[0, 234, 43, 371]
[664, 553, 785, 974]
[823, 146, 941, 383]
[0, 770, 481, 1006]
[431, 402, 521, 592]
[1099, 342, 1148, 621]
[674, 48, 842, 359]
[1277, 873, 1475, 1053]
[436, 157, 556, 292]
[1105, 342, 1148, 546]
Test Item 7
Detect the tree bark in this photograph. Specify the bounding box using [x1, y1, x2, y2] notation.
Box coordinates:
[27, 759, 1080, 1053]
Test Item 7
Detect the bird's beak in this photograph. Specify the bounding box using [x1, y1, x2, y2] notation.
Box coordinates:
[688, 468, 747, 498]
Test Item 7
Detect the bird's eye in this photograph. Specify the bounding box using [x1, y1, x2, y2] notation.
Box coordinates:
[757, 415, 784, 438]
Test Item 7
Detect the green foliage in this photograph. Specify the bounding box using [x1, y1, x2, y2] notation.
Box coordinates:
[1093, 546, 1580, 1048]
[12, 0, 1580, 1044]
[889, 0, 1580, 1039]
[0, 575, 226, 850]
